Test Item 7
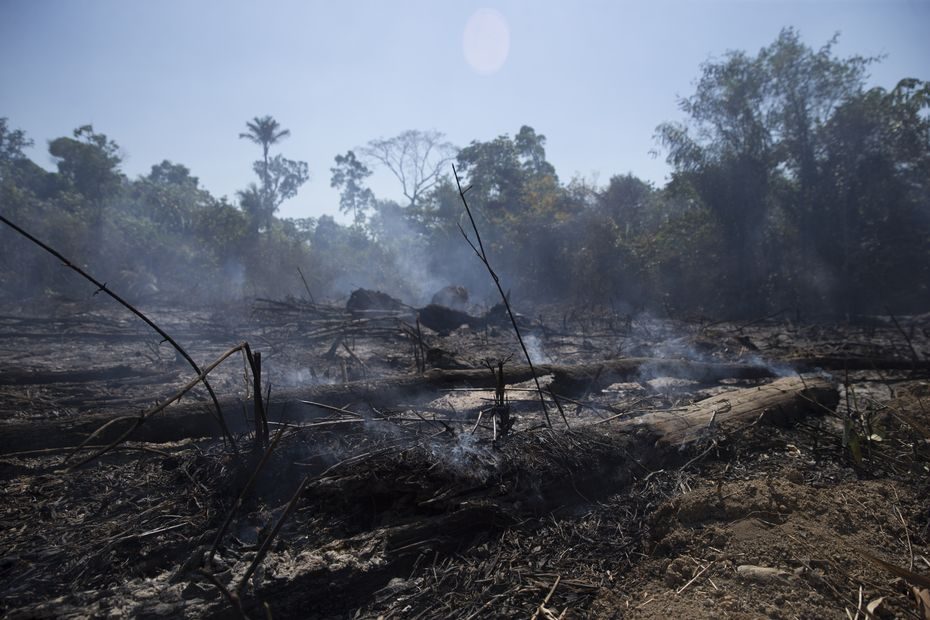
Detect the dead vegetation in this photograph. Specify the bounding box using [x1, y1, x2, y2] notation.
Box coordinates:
[0, 297, 928, 618]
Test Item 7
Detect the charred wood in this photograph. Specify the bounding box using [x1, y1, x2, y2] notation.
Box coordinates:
[0, 357, 780, 453]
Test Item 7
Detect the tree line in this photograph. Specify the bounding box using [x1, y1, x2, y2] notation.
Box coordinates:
[1, 28, 927, 316]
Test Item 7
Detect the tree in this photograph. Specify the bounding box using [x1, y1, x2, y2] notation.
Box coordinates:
[656, 28, 876, 312]
[48, 125, 123, 204]
[597, 173, 655, 239]
[453, 126, 572, 297]
[237, 183, 265, 234]
[330, 150, 375, 227]
[238, 116, 308, 234]
[0, 118, 32, 171]
[814, 78, 930, 311]
[514, 126, 556, 178]
[455, 125, 560, 224]
[147, 160, 200, 187]
[131, 160, 211, 232]
[239, 115, 291, 197]
[361, 130, 457, 208]
[0, 119, 50, 196]
[257, 155, 309, 210]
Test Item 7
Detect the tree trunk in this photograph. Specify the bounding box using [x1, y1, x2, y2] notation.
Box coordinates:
[0, 358, 806, 454]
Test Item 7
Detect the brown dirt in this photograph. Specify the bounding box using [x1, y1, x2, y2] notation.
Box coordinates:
[0, 298, 928, 619]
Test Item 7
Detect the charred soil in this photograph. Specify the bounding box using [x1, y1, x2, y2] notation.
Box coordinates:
[1, 298, 929, 619]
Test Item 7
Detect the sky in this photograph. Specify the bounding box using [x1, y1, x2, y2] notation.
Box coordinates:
[1, 0, 928, 222]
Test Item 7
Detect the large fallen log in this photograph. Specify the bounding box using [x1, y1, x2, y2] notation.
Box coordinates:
[633, 375, 837, 446]
[0, 365, 157, 385]
[0, 357, 784, 454]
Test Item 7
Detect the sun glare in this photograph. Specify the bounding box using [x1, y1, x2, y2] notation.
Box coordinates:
[463, 8, 510, 75]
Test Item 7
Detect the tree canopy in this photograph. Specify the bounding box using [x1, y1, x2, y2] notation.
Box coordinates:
[1, 30, 927, 315]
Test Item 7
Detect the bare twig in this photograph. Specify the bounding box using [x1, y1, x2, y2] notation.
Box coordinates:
[68, 342, 249, 469]
[547, 387, 571, 429]
[209, 425, 287, 565]
[416, 316, 426, 373]
[452, 165, 552, 429]
[243, 344, 268, 450]
[530, 575, 561, 620]
[676, 562, 713, 594]
[885, 307, 921, 366]
[237, 475, 310, 595]
[298, 400, 363, 417]
[198, 569, 249, 619]
[296, 266, 316, 304]
[891, 487, 915, 571]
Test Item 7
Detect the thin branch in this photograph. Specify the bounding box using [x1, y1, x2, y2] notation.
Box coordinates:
[68, 342, 249, 469]
[451, 165, 552, 428]
[209, 424, 287, 566]
[237, 474, 310, 596]
[0, 212, 237, 451]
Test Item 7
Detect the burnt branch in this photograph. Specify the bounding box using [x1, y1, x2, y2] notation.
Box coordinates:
[67, 342, 249, 469]
[452, 164, 553, 429]
[0, 212, 237, 451]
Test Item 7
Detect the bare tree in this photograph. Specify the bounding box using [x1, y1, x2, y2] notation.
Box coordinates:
[361, 130, 458, 207]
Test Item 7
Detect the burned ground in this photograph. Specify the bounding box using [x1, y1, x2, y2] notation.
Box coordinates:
[0, 298, 928, 619]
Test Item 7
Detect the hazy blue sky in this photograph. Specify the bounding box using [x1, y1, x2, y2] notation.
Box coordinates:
[1, 1, 927, 221]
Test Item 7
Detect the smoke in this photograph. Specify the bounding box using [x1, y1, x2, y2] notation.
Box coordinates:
[523, 333, 550, 365]
[631, 312, 796, 384]
[428, 431, 500, 482]
[365, 202, 497, 307]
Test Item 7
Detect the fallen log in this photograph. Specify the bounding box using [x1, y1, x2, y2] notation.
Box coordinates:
[633, 375, 837, 446]
[0, 357, 781, 454]
[0, 365, 149, 385]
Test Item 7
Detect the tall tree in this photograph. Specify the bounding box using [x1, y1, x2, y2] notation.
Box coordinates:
[361, 130, 457, 208]
[239, 115, 291, 196]
[330, 150, 375, 228]
[656, 28, 875, 311]
[597, 173, 654, 239]
[238, 116, 307, 234]
[814, 78, 930, 310]
[0, 119, 48, 194]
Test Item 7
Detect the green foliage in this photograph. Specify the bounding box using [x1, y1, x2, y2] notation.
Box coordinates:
[330, 150, 375, 227]
[655, 27, 928, 315]
[2, 30, 928, 315]
[455, 125, 558, 224]
[639, 205, 726, 313]
[48, 125, 124, 204]
[130, 160, 212, 232]
[0, 118, 33, 174]
[238, 116, 308, 236]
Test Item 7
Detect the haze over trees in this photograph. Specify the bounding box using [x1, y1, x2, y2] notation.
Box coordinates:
[1, 28, 927, 316]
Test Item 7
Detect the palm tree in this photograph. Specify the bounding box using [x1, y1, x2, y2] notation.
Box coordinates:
[239, 115, 291, 202]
